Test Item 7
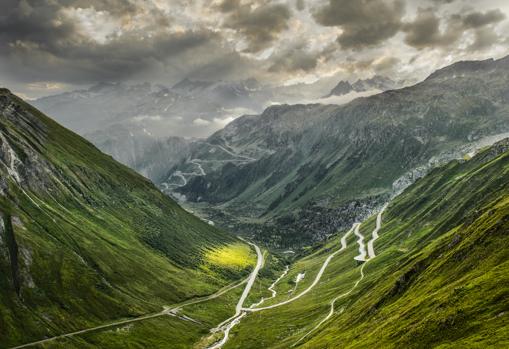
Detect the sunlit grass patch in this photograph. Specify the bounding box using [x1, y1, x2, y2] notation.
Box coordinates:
[204, 242, 256, 271]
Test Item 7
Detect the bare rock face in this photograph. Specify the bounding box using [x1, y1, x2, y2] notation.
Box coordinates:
[0, 90, 53, 194]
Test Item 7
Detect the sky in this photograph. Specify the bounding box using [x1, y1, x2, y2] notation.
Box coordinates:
[1, 0, 509, 99]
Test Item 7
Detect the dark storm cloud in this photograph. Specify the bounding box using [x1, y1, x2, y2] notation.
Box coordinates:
[312, 0, 405, 49]
[296, 0, 305, 11]
[372, 56, 400, 73]
[0, 0, 77, 53]
[217, 0, 240, 13]
[268, 42, 337, 74]
[2, 30, 219, 84]
[68, 0, 140, 15]
[1, 0, 509, 99]
[463, 9, 506, 28]
[269, 42, 319, 73]
[402, 8, 462, 48]
[219, 1, 292, 53]
[0, 0, 231, 84]
[469, 27, 500, 51]
[402, 8, 505, 50]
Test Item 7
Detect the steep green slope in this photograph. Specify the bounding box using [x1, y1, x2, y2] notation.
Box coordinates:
[170, 56, 509, 246]
[221, 139, 509, 348]
[0, 89, 254, 347]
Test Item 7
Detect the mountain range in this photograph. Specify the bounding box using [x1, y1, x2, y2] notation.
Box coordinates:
[160, 56, 509, 247]
[32, 57, 509, 249]
[31, 75, 382, 181]
[32, 77, 347, 140]
[1, 54, 509, 348]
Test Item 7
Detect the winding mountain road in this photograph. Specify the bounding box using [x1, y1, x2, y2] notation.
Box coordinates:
[10, 278, 249, 349]
[367, 204, 388, 259]
[167, 160, 206, 187]
[235, 242, 264, 314]
[353, 223, 367, 261]
[210, 143, 256, 162]
[10, 311, 196, 349]
[249, 265, 289, 309]
[294, 262, 369, 346]
[244, 224, 357, 313]
[164, 141, 257, 189]
[294, 205, 389, 346]
[208, 241, 263, 349]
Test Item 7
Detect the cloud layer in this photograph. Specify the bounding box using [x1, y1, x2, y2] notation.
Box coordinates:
[313, 0, 405, 49]
[0, 0, 508, 98]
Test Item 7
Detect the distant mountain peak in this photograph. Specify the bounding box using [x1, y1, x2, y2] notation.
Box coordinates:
[327, 80, 353, 96]
[327, 75, 397, 97]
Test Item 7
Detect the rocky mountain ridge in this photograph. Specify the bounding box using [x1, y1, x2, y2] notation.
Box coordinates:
[326, 75, 398, 97]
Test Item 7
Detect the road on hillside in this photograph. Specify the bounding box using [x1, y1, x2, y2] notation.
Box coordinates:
[294, 261, 369, 346]
[249, 265, 289, 308]
[244, 224, 358, 313]
[366, 203, 388, 259]
[353, 223, 367, 261]
[295, 205, 389, 346]
[10, 277, 249, 349]
[208, 240, 264, 349]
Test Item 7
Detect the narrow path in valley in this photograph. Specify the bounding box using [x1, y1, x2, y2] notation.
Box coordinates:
[212, 143, 257, 162]
[166, 160, 206, 188]
[11, 311, 194, 349]
[293, 262, 369, 346]
[10, 278, 249, 349]
[207, 241, 264, 349]
[244, 223, 358, 313]
[249, 265, 290, 308]
[353, 223, 367, 261]
[204, 140, 257, 163]
[294, 205, 388, 346]
[366, 204, 388, 259]
[190, 159, 206, 176]
[165, 139, 259, 189]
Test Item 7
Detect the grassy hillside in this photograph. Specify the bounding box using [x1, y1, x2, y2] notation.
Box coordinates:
[218, 139, 509, 348]
[0, 89, 254, 347]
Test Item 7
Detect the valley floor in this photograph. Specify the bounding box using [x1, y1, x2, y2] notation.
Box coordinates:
[11, 205, 391, 349]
